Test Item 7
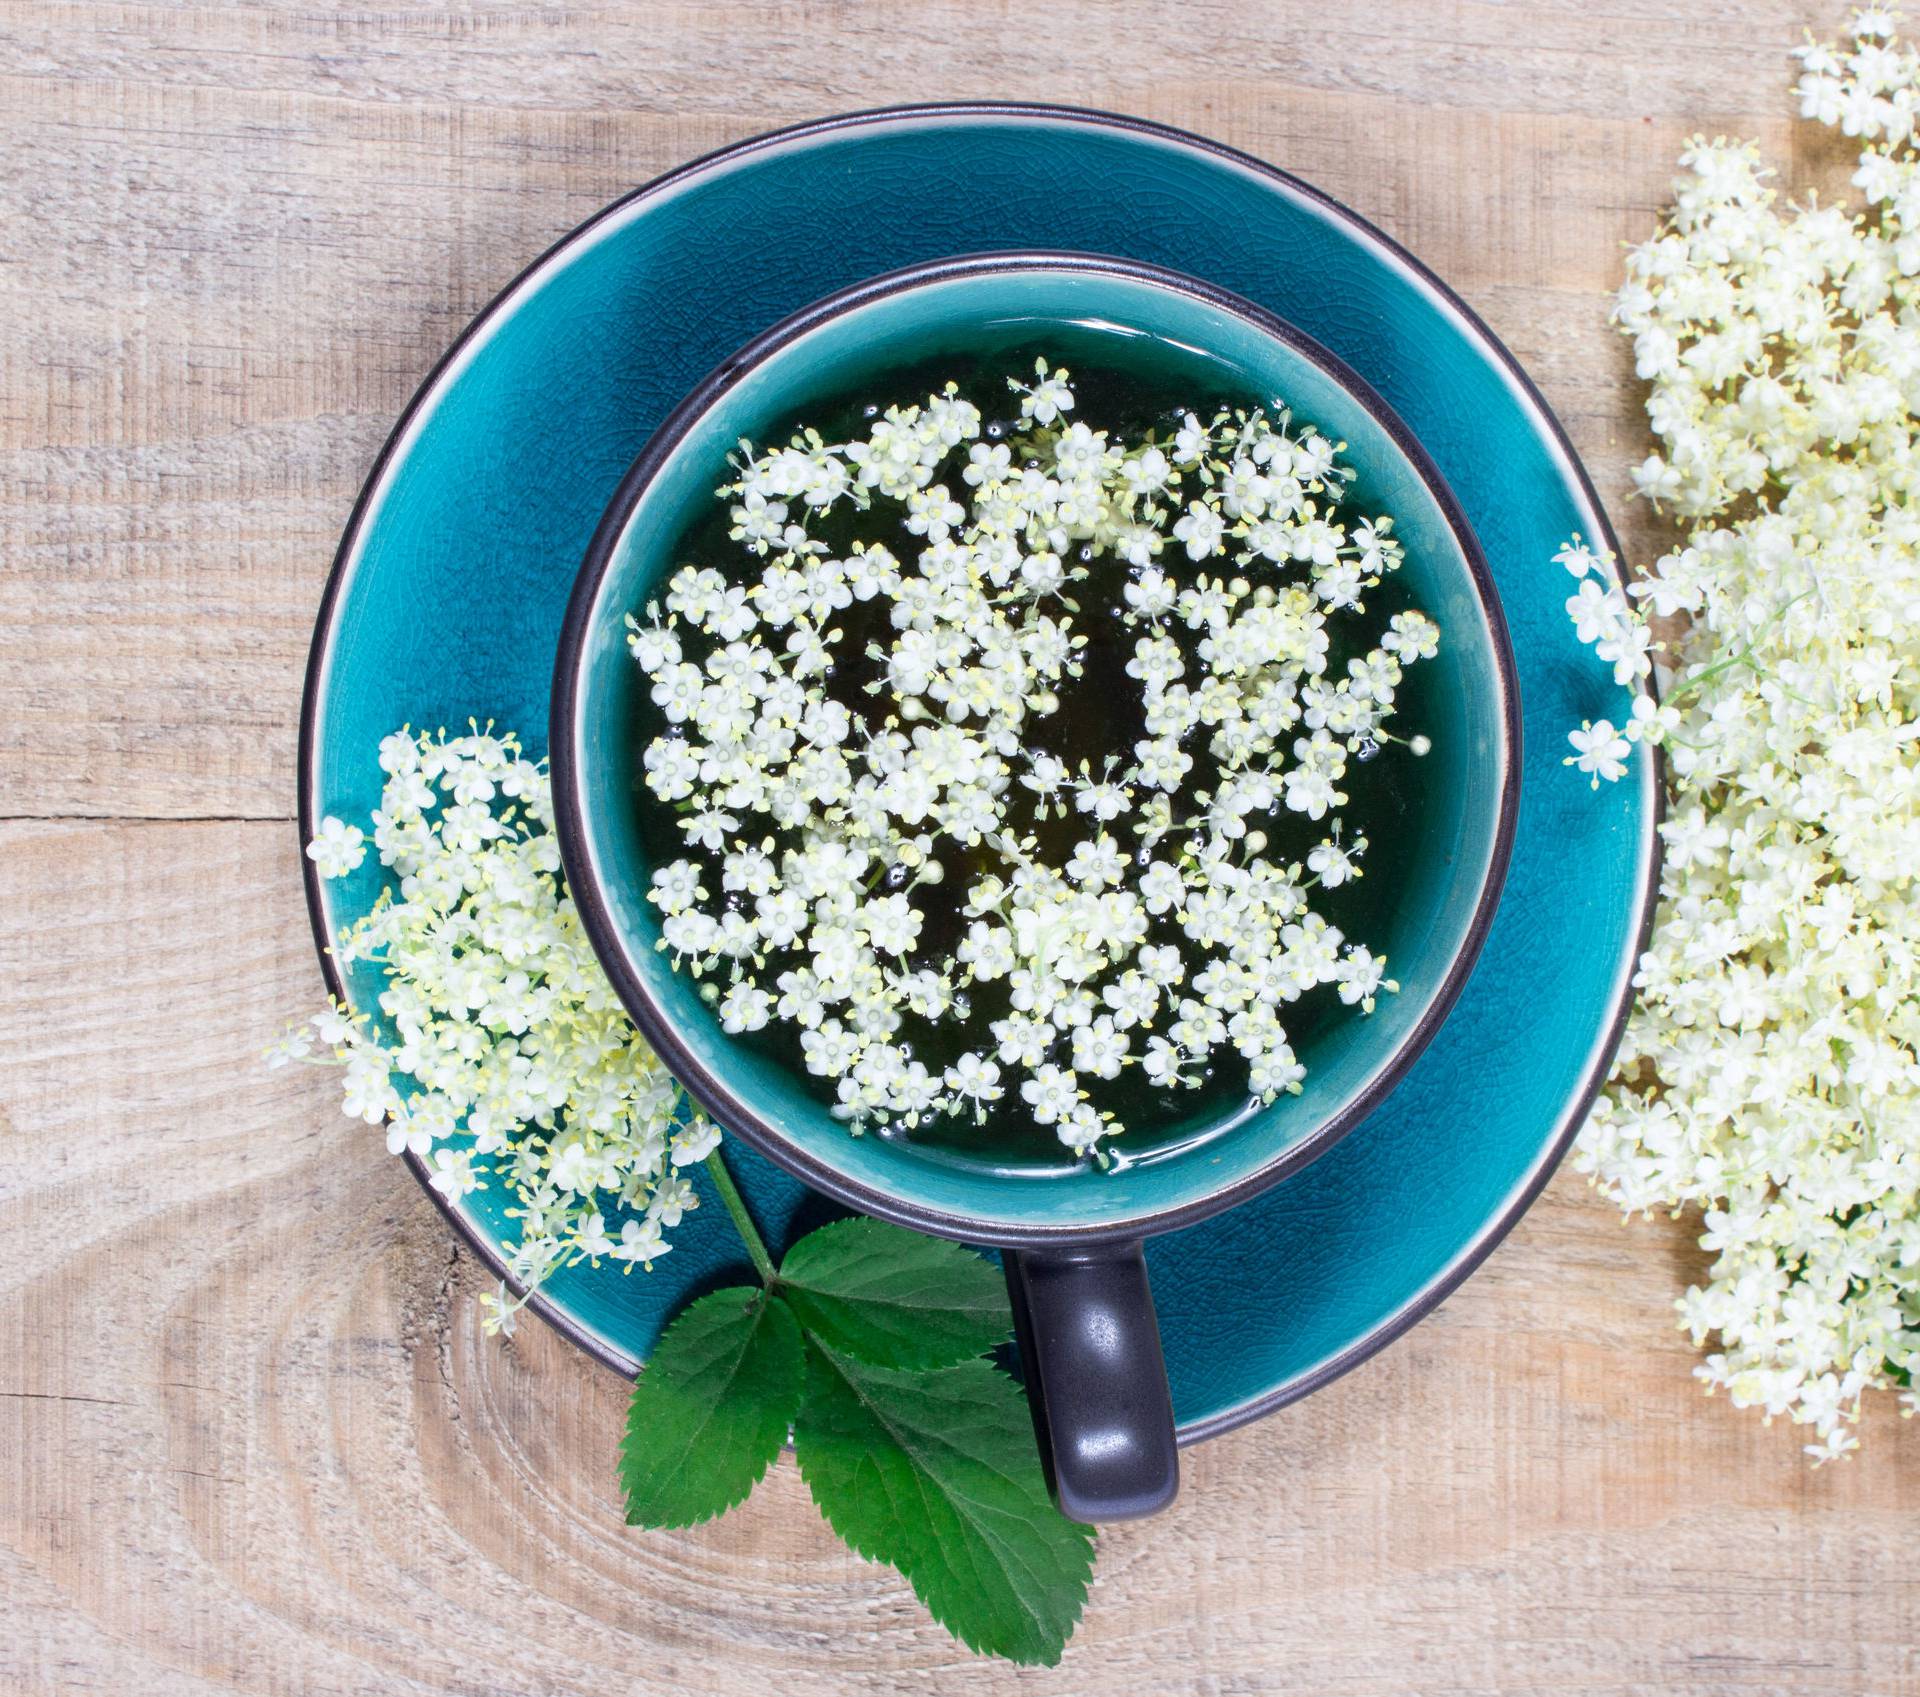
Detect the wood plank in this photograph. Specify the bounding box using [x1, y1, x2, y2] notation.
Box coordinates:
[2, 820, 1915, 1695]
[4, 1, 1914, 1688]
[0, 2, 1849, 818]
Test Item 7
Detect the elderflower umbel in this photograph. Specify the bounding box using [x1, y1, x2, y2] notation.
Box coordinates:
[1563, 11, 1920, 1458]
[271, 726, 710, 1330]
[632, 361, 1439, 1160]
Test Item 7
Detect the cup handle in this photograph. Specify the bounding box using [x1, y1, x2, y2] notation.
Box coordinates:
[1004, 1241, 1180, 1522]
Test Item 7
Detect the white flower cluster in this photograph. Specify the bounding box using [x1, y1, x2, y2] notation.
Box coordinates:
[273, 727, 720, 1331]
[636, 363, 1438, 1158]
[1569, 9, 1920, 1457]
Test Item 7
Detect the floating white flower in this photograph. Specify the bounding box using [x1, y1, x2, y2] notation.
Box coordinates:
[632, 360, 1438, 1160]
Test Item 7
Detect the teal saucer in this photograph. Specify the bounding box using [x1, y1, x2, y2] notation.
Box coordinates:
[300, 105, 1655, 1441]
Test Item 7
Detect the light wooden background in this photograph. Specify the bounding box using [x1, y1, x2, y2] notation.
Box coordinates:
[4, 2, 1916, 1692]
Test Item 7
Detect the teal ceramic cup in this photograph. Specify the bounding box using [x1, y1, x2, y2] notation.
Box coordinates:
[552, 252, 1520, 1520]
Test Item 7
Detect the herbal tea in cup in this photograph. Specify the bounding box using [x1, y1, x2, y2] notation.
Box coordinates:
[627, 338, 1440, 1173]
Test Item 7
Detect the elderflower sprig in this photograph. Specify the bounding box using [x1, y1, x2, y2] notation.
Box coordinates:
[270, 726, 716, 1331]
[632, 360, 1438, 1160]
[1565, 8, 1920, 1459]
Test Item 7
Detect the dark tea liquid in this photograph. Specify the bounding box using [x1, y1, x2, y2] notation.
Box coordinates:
[631, 327, 1435, 1175]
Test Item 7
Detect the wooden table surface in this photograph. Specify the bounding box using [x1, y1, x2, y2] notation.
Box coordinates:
[4, 2, 1916, 1691]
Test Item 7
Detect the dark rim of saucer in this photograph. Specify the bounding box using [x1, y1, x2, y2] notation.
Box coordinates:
[300, 102, 1662, 1444]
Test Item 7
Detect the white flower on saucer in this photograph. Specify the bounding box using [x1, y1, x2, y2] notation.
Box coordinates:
[1566, 719, 1632, 787]
[276, 724, 709, 1331]
[306, 815, 366, 877]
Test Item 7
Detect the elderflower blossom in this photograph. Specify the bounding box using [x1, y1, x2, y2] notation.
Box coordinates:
[632, 361, 1439, 1159]
[270, 726, 708, 1331]
[1565, 11, 1920, 1458]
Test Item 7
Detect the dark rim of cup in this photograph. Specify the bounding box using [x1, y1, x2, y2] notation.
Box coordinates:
[549, 247, 1525, 1250]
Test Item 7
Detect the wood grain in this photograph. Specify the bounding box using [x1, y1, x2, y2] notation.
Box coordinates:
[2, 3, 1914, 1692]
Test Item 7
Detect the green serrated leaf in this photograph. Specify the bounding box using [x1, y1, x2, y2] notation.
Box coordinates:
[793, 1339, 1095, 1666]
[777, 1216, 1012, 1370]
[620, 1287, 803, 1528]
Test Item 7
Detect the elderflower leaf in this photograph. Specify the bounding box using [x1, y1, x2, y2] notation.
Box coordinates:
[619, 1287, 804, 1528]
[793, 1340, 1095, 1667]
[776, 1217, 1012, 1370]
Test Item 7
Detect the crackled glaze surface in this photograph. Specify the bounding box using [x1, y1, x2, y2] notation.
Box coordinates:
[303, 107, 1655, 1437]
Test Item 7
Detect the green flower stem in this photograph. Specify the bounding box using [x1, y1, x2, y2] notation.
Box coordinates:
[1666, 588, 1815, 704]
[704, 1146, 777, 1286]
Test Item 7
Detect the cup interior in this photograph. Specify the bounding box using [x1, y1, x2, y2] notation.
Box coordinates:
[557, 255, 1516, 1243]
